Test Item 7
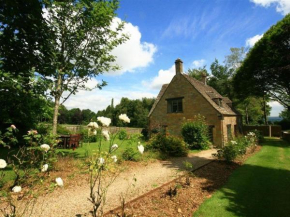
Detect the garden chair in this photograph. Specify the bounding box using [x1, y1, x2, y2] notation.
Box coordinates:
[67, 134, 81, 149]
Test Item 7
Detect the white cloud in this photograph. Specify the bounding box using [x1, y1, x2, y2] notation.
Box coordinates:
[192, 59, 206, 68]
[109, 18, 157, 75]
[63, 88, 156, 112]
[43, 8, 156, 75]
[268, 101, 284, 116]
[251, 0, 290, 15]
[246, 34, 264, 47]
[142, 65, 175, 90]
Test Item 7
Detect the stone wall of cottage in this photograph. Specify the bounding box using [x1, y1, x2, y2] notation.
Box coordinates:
[222, 116, 239, 145]
[149, 74, 228, 147]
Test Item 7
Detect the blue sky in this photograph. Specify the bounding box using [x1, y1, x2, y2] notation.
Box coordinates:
[64, 0, 288, 116]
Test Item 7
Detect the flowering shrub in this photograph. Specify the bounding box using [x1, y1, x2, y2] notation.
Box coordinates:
[55, 177, 64, 187]
[119, 114, 130, 123]
[214, 131, 258, 163]
[0, 159, 7, 169]
[0, 125, 18, 148]
[86, 113, 145, 216]
[0, 125, 62, 216]
[97, 116, 111, 127]
[137, 143, 144, 154]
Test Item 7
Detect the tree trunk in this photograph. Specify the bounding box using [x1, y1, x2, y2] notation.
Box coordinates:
[52, 74, 63, 135]
[262, 95, 268, 125]
[52, 95, 60, 135]
[245, 106, 249, 125]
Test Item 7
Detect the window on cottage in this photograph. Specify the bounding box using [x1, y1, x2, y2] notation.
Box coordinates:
[227, 124, 232, 140]
[167, 98, 183, 113]
[213, 98, 223, 107]
[208, 125, 214, 142]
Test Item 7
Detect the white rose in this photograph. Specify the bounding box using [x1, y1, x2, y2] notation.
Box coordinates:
[12, 186, 22, 193]
[0, 159, 7, 169]
[55, 177, 64, 187]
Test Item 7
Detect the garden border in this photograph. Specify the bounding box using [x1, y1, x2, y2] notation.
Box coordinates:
[104, 160, 214, 216]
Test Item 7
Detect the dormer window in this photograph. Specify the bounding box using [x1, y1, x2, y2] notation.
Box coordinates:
[213, 98, 223, 107]
[167, 97, 183, 113]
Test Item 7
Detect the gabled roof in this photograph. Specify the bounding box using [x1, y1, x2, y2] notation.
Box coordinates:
[148, 73, 239, 117]
[148, 84, 168, 117]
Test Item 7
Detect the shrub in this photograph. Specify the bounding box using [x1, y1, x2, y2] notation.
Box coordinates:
[122, 147, 139, 161]
[215, 135, 257, 163]
[181, 115, 210, 150]
[57, 125, 72, 135]
[141, 128, 149, 141]
[147, 133, 188, 157]
[221, 144, 239, 162]
[118, 129, 127, 140]
[36, 123, 51, 135]
[77, 127, 96, 143]
[252, 129, 264, 143]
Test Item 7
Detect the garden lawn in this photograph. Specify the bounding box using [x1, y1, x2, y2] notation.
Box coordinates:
[0, 138, 145, 184]
[58, 138, 141, 158]
[194, 138, 290, 217]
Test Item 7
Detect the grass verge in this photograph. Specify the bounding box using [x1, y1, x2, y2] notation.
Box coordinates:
[193, 138, 290, 217]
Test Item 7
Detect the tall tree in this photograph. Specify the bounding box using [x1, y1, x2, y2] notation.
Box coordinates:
[224, 47, 246, 71]
[41, 1, 128, 134]
[0, 0, 53, 75]
[233, 14, 290, 111]
[96, 97, 155, 128]
[187, 66, 209, 80]
[0, 0, 53, 132]
[207, 59, 234, 99]
[1, 0, 128, 135]
[0, 69, 51, 133]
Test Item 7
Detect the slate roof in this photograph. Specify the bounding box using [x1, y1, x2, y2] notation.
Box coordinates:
[148, 73, 239, 117]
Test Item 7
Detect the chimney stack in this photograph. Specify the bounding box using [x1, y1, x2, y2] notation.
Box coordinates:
[201, 72, 207, 85]
[175, 58, 183, 75]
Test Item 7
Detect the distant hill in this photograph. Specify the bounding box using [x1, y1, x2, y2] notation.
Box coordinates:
[268, 116, 283, 122]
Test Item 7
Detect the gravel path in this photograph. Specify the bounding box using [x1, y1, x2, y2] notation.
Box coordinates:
[19, 149, 217, 217]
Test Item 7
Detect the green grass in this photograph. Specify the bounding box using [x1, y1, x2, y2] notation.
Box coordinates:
[58, 138, 140, 158]
[189, 149, 201, 154]
[0, 137, 149, 183]
[193, 138, 290, 217]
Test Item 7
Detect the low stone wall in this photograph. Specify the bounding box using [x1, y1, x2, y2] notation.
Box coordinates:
[63, 125, 142, 134]
[282, 131, 290, 143]
[242, 125, 282, 137]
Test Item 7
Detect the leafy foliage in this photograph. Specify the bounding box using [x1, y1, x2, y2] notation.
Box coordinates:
[278, 109, 290, 130]
[187, 47, 271, 125]
[233, 14, 290, 111]
[147, 133, 188, 157]
[97, 97, 155, 128]
[215, 132, 257, 163]
[0, 0, 129, 134]
[0, 0, 53, 134]
[181, 115, 210, 150]
[0, 70, 52, 135]
[118, 129, 127, 140]
[187, 66, 209, 80]
[121, 147, 139, 161]
[58, 105, 97, 125]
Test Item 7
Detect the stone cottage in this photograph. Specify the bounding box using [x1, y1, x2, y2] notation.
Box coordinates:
[148, 58, 242, 147]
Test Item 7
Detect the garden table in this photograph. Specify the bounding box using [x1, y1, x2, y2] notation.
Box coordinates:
[58, 135, 70, 148]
